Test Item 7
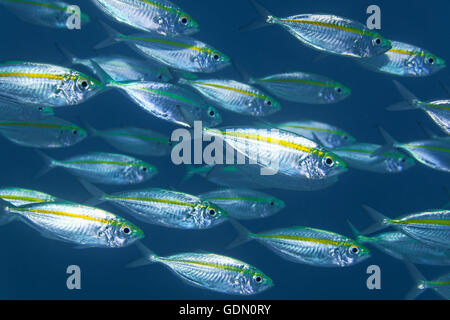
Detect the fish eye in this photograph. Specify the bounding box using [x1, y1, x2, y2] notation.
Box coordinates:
[335, 87, 342, 93]
[343, 136, 348, 140]
[38, 107, 43, 112]
[269, 201, 274, 206]
[254, 275, 263, 283]
[78, 79, 90, 90]
[209, 209, 216, 216]
[208, 108, 215, 117]
[141, 166, 148, 172]
[426, 56, 435, 64]
[213, 54, 220, 61]
[180, 16, 189, 25]
[265, 100, 272, 106]
[372, 37, 382, 46]
[350, 246, 360, 254]
[400, 158, 406, 163]
[121, 226, 131, 235]
[72, 129, 78, 135]
[324, 157, 334, 167]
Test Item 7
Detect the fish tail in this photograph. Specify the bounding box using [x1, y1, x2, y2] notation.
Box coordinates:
[239, 0, 275, 31]
[75, 116, 97, 137]
[177, 77, 191, 86]
[361, 205, 391, 235]
[0, 199, 15, 226]
[95, 21, 122, 49]
[387, 81, 421, 111]
[231, 59, 251, 82]
[34, 150, 57, 179]
[126, 241, 159, 268]
[78, 179, 107, 206]
[226, 219, 253, 250]
[54, 43, 79, 66]
[347, 220, 370, 242]
[372, 126, 397, 157]
[403, 258, 427, 300]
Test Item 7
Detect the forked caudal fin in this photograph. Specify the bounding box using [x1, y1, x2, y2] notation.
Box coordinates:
[371, 126, 398, 157]
[126, 241, 159, 268]
[94, 21, 123, 50]
[361, 205, 391, 235]
[403, 258, 428, 300]
[34, 150, 57, 179]
[0, 198, 17, 226]
[386, 81, 421, 111]
[78, 179, 108, 206]
[239, 0, 276, 31]
[226, 219, 253, 250]
[54, 43, 79, 66]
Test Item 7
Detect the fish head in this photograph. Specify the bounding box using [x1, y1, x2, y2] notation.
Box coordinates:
[198, 49, 231, 73]
[240, 268, 274, 295]
[59, 125, 88, 147]
[201, 106, 222, 127]
[110, 219, 145, 248]
[196, 202, 228, 228]
[173, 12, 200, 35]
[338, 242, 371, 266]
[420, 53, 446, 75]
[253, 94, 281, 115]
[327, 131, 357, 148]
[260, 197, 285, 217]
[366, 33, 392, 57]
[63, 72, 104, 105]
[35, 106, 55, 119]
[385, 152, 415, 173]
[321, 83, 351, 103]
[302, 149, 347, 179]
[124, 161, 158, 183]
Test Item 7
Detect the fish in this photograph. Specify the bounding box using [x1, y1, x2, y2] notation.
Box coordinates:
[349, 222, 450, 266]
[404, 260, 450, 300]
[0, 0, 90, 28]
[333, 143, 415, 173]
[0, 99, 54, 120]
[197, 189, 285, 220]
[228, 221, 370, 267]
[203, 127, 348, 180]
[358, 40, 446, 77]
[0, 117, 87, 148]
[80, 181, 228, 229]
[362, 205, 450, 250]
[0, 200, 144, 248]
[36, 151, 158, 185]
[95, 23, 231, 73]
[375, 126, 450, 173]
[0, 187, 60, 206]
[249, 72, 351, 104]
[0, 61, 103, 107]
[178, 78, 281, 117]
[387, 81, 450, 135]
[127, 242, 273, 295]
[243, 0, 391, 58]
[91, 61, 222, 128]
[55, 44, 173, 83]
[269, 120, 356, 148]
[84, 123, 172, 157]
[91, 0, 199, 35]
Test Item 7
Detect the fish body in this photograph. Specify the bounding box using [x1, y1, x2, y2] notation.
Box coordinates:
[358, 40, 446, 77]
[0, 62, 103, 107]
[0, 100, 54, 120]
[273, 120, 356, 148]
[42, 152, 158, 185]
[91, 0, 199, 35]
[90, 126, 172, 156]
[0, 0, 90, 28]
[179, 78, 281, 116]
[143, 250, 273, 295]
[358, 231, 450, 266]
[334, 143, 415, 173]
[247, 226, 370, 267]
[0, 187, 59, 206]
[109, 81, 222, 128]
[249, 72, 350, 104]
[204, 127, 347, 180]
[1, 201, 144, 247]
[198, 189, 285, 220]
[0, 117, 87, 148]
[97, 188, 227, 229]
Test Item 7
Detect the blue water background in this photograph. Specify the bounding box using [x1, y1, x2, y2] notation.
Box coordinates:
[0, 0, 448, 299]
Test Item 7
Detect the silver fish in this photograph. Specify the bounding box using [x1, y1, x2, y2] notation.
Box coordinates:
[249, 72, 351, 104]
[0, 187, 59, 206]
[0, 201, 144, 248]
[0, 0, 90, 28]
[37, 151, 158, 185]
[0, 117, 87, 148]
[178, 78, 281, 116]
[128, 243, 273, 295]
[0, 61, 103, 107]
[0, 99, 54, 120]
[91, 0, 199, 35]
[95, 23, 231, 73]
